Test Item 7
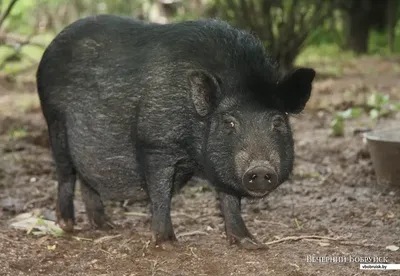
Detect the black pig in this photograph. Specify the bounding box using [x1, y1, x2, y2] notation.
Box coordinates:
[36, 14, 315, 249]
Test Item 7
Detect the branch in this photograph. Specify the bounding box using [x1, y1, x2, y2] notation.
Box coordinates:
[247, 0, 258, 26]
[260, 1, 274, 49]
[279, 0, 300, 55]
[297, 0, 322, 35]
[0, 0, 19, 29]
[287, 0, 300, 30]
[0, 32, 46, 48]
[295, 1, 333, 49]
[213, 0, 225, 18]
[225, 0, 243, 27]
[239, 0, 253, 29]
[0, 26, 44, 74]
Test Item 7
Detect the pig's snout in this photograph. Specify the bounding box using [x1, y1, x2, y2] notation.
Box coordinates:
[242, 165, 278, 196]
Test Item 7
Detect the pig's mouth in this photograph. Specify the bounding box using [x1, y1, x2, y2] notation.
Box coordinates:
[241, 165, 280, 198]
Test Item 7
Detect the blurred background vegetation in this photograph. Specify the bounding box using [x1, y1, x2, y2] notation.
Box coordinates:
[0, 0, 399, 77]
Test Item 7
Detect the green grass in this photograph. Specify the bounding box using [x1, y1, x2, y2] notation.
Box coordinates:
[368, 27, 400, 55]
[296, 43, 355, 64]
[8, 126, 27, 139]
[295, 18, 400, 73]
[295, 44, 355, 77]
[295, 28, 400, 77]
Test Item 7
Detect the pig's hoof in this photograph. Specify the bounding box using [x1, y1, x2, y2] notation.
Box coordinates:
[152, 232, 177, 250]
[154, 240, 177, 251]
[88, 214, 115, 230]
[57, 218, 74, 232]
[238, 237, 267, 250]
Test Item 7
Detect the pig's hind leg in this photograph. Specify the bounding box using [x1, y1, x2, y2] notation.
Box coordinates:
[47, 119, 77, 232]
[144, 153, 178, 246]
[79, 179, 115, 229]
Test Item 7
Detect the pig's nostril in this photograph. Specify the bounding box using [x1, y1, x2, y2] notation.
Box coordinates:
[242, 166, 278, 195]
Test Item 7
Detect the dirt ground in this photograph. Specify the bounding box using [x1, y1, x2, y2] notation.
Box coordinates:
[1, 56, 400, 276]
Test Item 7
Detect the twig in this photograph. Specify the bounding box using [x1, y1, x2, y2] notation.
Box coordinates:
[176, 231, 208, 238]
[320, 172, 333, 185]
[150, 260, 169, 276]
[141, 240, 151, 256]
[0, 33, 46, 48]
[23, 195, 51, 210]
[124, 211, 197, 220]
[264, 234, 379, 248]
[0, 0, 19, 29]
[337, 241, 380, 248]
[72, 236, 93, 242]
[119, 236, 136, 248]
[151, 260, 158, 276]
[100, 249, 111, 255]
[155, 269, 170, 275]
[124, 212, 148, 217]
[253, 219, 289, 228]
[189, 247, 200, 259]
[93, 234, 122, 244]
[171, 212, 197, 220]
[264, 235, 345, 246]
[302, 238, 380, 248]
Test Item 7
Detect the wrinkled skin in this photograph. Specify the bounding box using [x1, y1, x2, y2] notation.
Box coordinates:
[36, 14, 316, 250]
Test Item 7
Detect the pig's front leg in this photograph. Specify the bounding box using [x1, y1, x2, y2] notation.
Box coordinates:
[144, 153, 177, 246]
[218, 192, 266, 250]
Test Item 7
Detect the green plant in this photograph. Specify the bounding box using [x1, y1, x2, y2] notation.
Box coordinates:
[27, 216, 64, 237]
[367, 92, 400, 120]
[8, 126, 26, 139]
[330, 92, 400, 137]
[330, 107, 362, 136]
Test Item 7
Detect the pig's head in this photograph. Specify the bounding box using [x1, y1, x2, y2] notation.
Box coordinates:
[188, 67, 315, 198]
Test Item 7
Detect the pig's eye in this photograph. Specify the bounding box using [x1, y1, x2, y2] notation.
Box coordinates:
[223, 119, 237, 133]
[272, 115, 286, 131]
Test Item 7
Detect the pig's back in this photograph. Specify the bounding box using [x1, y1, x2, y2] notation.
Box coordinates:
[36, 15, 159, 200]
[36, 15, 159, 109]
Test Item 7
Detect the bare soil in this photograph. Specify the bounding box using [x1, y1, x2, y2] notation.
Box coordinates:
[1, 57, 400, 276]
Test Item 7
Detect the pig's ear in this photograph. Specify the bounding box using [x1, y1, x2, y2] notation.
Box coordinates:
[276, 67, 316, 114]
[188, 70, 220, 117]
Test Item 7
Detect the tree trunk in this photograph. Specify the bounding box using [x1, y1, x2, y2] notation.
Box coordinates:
[344, 0, 373, 54]
[369, 0, 388, 31]
[276, 49, 298, 76]
[387, 0, 398, 53]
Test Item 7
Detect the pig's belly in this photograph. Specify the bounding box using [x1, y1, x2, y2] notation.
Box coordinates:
[65, 112, 147, 201]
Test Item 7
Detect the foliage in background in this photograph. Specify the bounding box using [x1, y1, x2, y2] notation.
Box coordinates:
[210, 0, 336, 74]
[0, 0, 400, 77]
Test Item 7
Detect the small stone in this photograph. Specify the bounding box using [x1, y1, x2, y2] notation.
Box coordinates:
[386, 245, 399, 252]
